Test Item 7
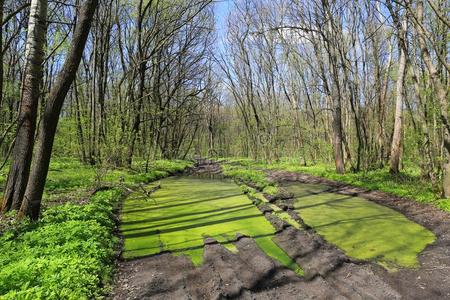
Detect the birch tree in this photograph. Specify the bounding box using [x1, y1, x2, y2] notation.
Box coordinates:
[1, 0, 47, 212]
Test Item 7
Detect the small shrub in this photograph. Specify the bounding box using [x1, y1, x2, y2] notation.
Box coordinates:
[263, 185, 278, 196]
[438, 199, 450, 212]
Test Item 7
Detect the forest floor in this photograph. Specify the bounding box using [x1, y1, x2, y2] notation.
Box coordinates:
[0, 159, 193, 298]
[111, 160, 450, 300]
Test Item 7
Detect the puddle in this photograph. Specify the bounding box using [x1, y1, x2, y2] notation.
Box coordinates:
[284, 183, 436, 270]
[120, 176, 303, 275]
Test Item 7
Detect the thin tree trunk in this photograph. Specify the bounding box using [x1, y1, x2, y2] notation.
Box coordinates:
[0, 0, 4, 113]
[74, 78, 87, 163]
[376, 41, 393, 167]
[19, 0, 98, 220]
[322, 0, 345, 174]
[389, 19, 407, 174]
[1, 0, 47, 212]
[126, 0, 146, 167]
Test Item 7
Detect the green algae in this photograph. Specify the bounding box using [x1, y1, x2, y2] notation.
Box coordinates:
[121, 177, 303, 275]
[285, 183, 436, 270]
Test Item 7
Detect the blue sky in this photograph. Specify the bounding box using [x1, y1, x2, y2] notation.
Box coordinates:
[214, 0, 231, 46]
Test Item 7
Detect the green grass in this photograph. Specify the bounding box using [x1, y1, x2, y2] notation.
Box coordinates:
[120, 176, 303, 275]
[222, 164, 279, 195]
[285, 183, 436, 270]
[0, 158, 193, 204]
[223, 158, 449, 213]
[0, 189, 123, 299]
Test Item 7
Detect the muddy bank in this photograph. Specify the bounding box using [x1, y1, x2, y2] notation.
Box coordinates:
[110, 164, 450, 299]
[111, 233, 402, 299]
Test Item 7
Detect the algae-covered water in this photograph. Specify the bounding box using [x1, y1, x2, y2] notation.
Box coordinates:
[121, 176, 303, 275]
[284, 183, 435, 270]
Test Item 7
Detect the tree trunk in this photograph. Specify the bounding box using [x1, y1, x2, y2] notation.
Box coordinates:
[389, 19, 407, 174]
[19, 0, 98, 220]
[332, 97, 345, 174]
[74, 78, 88, 163]
[412, 0, 450, 197]
[0, 0, 4, 113]
[376, 41, 393, 167]
[126, 0, 146, 167]
[1, 0, 47, 212]
[444, 163, 450, 198]
[322, 0, 345, 174]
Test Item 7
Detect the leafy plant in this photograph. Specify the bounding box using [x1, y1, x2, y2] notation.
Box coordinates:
[0, 189, 122, 299]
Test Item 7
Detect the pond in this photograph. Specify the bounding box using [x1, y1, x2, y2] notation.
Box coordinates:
[284, 183, 435, 270]
[120, 176, 303, 275]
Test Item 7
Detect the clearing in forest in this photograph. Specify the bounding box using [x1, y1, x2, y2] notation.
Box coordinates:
[120, 176, 303, 275]
[284, 183, 436, 270]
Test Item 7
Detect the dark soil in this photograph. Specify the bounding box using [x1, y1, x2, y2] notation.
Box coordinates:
[110, 165, 450, 300]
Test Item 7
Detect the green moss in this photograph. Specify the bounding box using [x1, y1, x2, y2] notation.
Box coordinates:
[438, 199, 450, 211]
[239, 184, 257, 195]
[245, 192, 302, 229]
[254, 236, 303, 275]
[285, 183, 436, 270]
[121, 177, 303, 275]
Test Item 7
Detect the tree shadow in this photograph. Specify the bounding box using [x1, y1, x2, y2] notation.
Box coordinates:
[123, 213, 264, 239]
[121, 203, 254, 232]
[123, 192, 243, 214]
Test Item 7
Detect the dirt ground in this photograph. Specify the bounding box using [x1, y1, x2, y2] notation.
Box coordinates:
[110, 164, 450, 300]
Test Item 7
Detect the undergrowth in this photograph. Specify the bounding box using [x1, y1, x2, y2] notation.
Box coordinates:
[0, 189, 123, 299]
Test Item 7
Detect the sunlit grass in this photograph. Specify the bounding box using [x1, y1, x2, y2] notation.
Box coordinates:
[0, 189, 123, 299]
[0, 158, 193, 203]
[222, 164, 278, 195]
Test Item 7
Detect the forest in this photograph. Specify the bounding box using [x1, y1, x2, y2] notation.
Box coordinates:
[0, 0, 449, 299]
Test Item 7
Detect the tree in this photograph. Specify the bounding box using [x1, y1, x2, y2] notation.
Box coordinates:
[19, 0, 99, 220]
[1, 0, 47, 212]
[407, 0, 450, 197]
[0, 0, 4, 112]
[387, 2, 408, 174]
